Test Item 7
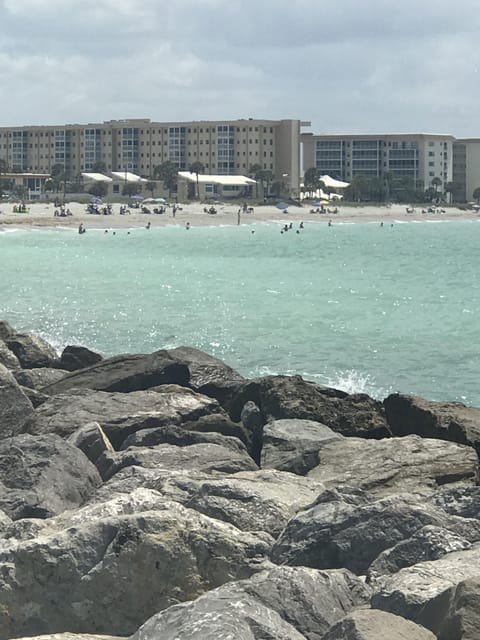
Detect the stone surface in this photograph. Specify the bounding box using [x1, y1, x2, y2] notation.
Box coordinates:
[322, 609, 436, 640]
[307, 435, 478, 498]
[14, 636, 124, 640]
[97, 442, 258, 481]
[0, 433, 102, 519]
[261, 418, 341, 474]
[384, 393, 480, 453]
[27, 386, 225, 449]
[0, 492, 272, 639]
[226, 375, 389, 438]
[60, 344, 104, 371]
[0, 340, 20, 369]
[0, 362, 36, 438]
[12, 366, 67, 389]
[41, 350, 190, 394]
[131, 565, 370, 640]
[5, 332, 59, 369]
[0, 320, 17, 341]
[67, 422, 115, 466]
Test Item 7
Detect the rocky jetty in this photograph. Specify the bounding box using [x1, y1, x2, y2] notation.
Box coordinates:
[1, 319, 480, 639]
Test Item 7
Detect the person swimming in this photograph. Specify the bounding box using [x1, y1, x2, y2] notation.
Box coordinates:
[186, 222, 191, 230]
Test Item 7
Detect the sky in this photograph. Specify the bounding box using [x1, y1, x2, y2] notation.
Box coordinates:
[1, 0, 480, 137]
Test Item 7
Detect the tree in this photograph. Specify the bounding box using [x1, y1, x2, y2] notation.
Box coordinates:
[122, 182, 142, 197]
[50, 164, 66, 192]
[189, 161, 204, 199]
[92, 160, 107, 173]
[303, 167, 320, 196]
[383, 172, 394, 202]
[444, 181, 457, 204]
[473, 187, 480, 204]
[344, 174, 369, 201]
[145, 181, 157, 198]
[249, 163, 263, 199]
[258, 169, 273, 197]
[13, 185, 28, 200]
[88, 182, 108, 198]
[153, 161, 178, 197]
[0, 158, 8, 175]
[431, 176, 442, 194]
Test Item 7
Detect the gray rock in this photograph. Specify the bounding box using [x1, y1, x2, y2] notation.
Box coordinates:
[67, 422, 115, 466]
[12, 366, 67, 389]
[0, 363, 36, 438]
[41, 350, 190, 394]
[131, 565, 370, 640]
[60, 344, 104, 371]
[0, 493, 272, 639]
[97, 442, 258, 481]
[307, 435, 478, 498]
[271, 488, 480, 576]
[322, 609, 436, 640]
[431, 485, 480, 519]
[0, 433, 102, 519]
[19, 385, 50, 408]
[5, 332, 59, 369]
[0, 340, 20, 369]
[0, 508, 11, 533]
[385, 393, 480, 454]
[261, 418, 341, 474]
[240, 400, 263, 430]
[371, 543, 480, 623]
[27, 386, 225, 449]
[226, 375, 389, 439]
[14, 636, 124, 640]
[185, 412, 251, 448]
[420, 577, 480, 640]
[0, 320, 17, 341]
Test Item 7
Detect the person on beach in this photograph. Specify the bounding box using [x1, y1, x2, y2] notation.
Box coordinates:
[237, 209, 241, 225]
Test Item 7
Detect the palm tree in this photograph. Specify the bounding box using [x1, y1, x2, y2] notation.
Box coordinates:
[444, 181, 456, 204]
[303, 167, 320, 196]
[258, 169, 273, 198]
[153, 161, 178, 197]
[249, 163, 262, 199]
[189, 161, 204, 199]
[145, 181, 157, 198]
[431, 177, 442, 194]
[473, 187, 480, 204]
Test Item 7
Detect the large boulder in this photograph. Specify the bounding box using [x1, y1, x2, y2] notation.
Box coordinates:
[0, 363, 36, 438]
[271, 487, 480, 575]
[371, 543, 480, 624]
[97, 442, 258, 481]
[322, 609, 436, 640]
[225, 375, 390, 438]
[12, 367, 67, 390]
[0, 320, 17, 341]
[384, 393, 480, 454]
[0, 493, 272, 639]
[41, 350, 190, 394]
[307, 435, 478, 498]
[0, 433, 102, 519]
[67, 422, 115, 466]
[59, 344, 104, 371]
[132, 565, 370, 640]
[14, 636, 123, 640]
[5, 332, 59, 369]
[0, 340, 20, 369]
[260, 418, 341, 474]
[27, 386, 225, 449]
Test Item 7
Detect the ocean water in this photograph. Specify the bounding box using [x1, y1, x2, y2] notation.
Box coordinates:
[1, 218, 479, 405]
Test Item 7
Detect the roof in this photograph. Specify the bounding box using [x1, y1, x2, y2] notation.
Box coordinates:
[81, 172, 113, 182]
[178, 172, 256, 186]
[110, 171, 148, 183]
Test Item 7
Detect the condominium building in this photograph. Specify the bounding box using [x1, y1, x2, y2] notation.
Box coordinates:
[302, 133, 455, 193]
[0, 118, 307, 196]
[452, 139, 480, 202]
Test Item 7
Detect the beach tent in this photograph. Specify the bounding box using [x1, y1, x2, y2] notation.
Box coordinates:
[320, 175, 350, 189]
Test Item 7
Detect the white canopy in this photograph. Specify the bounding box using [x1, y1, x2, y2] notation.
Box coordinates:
[110, 171, 148, 183]
[81, 172, 113, 183]
[178, 172, 256, 186]
[320, 174, 350, 189]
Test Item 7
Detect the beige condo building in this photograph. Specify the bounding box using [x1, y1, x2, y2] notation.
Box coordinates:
[0, 117, 307, 196]
[302, 132, 455, 194]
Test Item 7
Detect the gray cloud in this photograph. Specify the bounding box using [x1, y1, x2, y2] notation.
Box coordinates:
[1, 0, 479, 136]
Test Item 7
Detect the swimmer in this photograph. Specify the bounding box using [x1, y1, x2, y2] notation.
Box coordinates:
[328, 219, 332, 227]
[296, 230, 300, 234]
[299, 221, 304, 229]
[380, 222, 384, 227]
[146, 221, 151, 229]
[104, 229, 109, 233]
[186, 222, 190, 230]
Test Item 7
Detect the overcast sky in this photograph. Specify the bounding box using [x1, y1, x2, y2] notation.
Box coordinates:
[1, 0, 479, 137]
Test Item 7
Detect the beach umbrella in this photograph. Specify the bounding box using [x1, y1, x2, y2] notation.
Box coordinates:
[276, 201, 289, 211]
[90, 196, 102, 205]
[131, 194, 143, 200]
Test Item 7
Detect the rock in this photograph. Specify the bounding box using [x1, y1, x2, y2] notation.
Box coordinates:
[12, 367, 67, 389]
[60, 344, 104, 371]
[27, 386, 225, 449]
[371, 543, 480, 623]
[41, 350, 190, 394]
[0, 340, 20, 369]
[271, 488, 480, 576]
[5, 332, 59, 369]
[14, 636, 124, 640]
[431, 485, 480, 519]
[0, 320, 17, 341]
[322, 609, 436, 640]
[132, 565, 370, 640]
[166, 345, 245, 393]
[0, 494, 272, 639]
[0, 363, 36, 438]
[97, 442, 258, 481]
[307, 435, 478, 498]
[67, 422, 115, 466]
[240, 400, 263, 430]
[367, 525, 473, 580]
[119, 424, 248, 456]
[0, 508, 11, 533]
[384, 393, 480, 454]
[226, 375, 390, 438]
[420, 577, 480, 640]
[19, 386, 50, 408]
[185, 412, 251, 448]
[261, 418, 341, 474]
[0, 433, 102, 519]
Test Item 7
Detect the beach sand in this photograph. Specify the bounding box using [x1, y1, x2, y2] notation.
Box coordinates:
[0, 200, 476, 230]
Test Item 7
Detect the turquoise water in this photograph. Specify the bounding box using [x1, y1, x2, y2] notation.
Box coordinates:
[1, 219, 479, 405]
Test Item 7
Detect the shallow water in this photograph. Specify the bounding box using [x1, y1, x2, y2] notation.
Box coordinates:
[1, 219, 479, 404]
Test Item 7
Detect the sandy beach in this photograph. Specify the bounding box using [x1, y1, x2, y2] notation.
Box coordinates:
[0, 200, 477, 230]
